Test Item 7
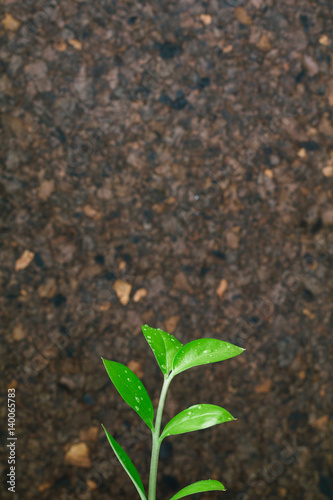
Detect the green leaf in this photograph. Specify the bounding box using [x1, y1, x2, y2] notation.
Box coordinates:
[172, 338, 245, 376]
[102, 359, 154, 429]
[142, 325, 183, 376]
[161, 404, 235, 439]
[169, 480, 226, 500]
[102, 425, 147, 500]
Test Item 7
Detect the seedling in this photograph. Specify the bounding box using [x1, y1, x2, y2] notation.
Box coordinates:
[101, 325, 245, 500]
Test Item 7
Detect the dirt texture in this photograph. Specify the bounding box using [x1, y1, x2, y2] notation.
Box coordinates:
[0, 0, 333, 499]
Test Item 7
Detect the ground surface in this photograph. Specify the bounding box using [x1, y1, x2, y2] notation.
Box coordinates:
[1, 0, 333, 499]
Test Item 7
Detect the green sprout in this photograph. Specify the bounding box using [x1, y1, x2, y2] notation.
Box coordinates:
[101, 324, 245, 500]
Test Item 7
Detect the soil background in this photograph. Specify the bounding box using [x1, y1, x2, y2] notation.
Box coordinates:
[1, 0, 333, 499]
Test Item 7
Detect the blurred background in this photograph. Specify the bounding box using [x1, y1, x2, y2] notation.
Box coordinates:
[1, 0, 333, 499]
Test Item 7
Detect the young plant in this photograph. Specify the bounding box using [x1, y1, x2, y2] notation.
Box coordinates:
[101, 325, 245, 500]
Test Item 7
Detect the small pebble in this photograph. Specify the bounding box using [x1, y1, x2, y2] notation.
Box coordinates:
[15, 250, 34, 271]
[133, 288, 147, 302]
[319, 35, 329, 46]
[65, 443, 91, 468]
[113, 280, 132, 305]
[216, 279, 228, 299]
[199, 14, 212, 25]
[1, 13, 21, 31]
[322, 165, 333, 177]
[235, 7, 252, 25]
[13, 323, 26, 341]
[68, 39, 82, 50]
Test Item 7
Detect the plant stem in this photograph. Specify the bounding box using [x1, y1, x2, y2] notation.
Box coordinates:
[148, 375, 173, 500]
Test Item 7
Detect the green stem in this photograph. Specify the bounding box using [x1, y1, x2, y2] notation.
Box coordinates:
[148, 375, 173, 500]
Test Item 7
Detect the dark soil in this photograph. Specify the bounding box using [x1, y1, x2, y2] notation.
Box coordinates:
[1, 0, 333, 499]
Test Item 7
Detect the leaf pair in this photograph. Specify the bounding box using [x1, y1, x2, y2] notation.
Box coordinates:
[142, 325, 245, 378]
[101, 362, 235, 439]
[102, 327, 244, 431]
[103, 425, 226, 500]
